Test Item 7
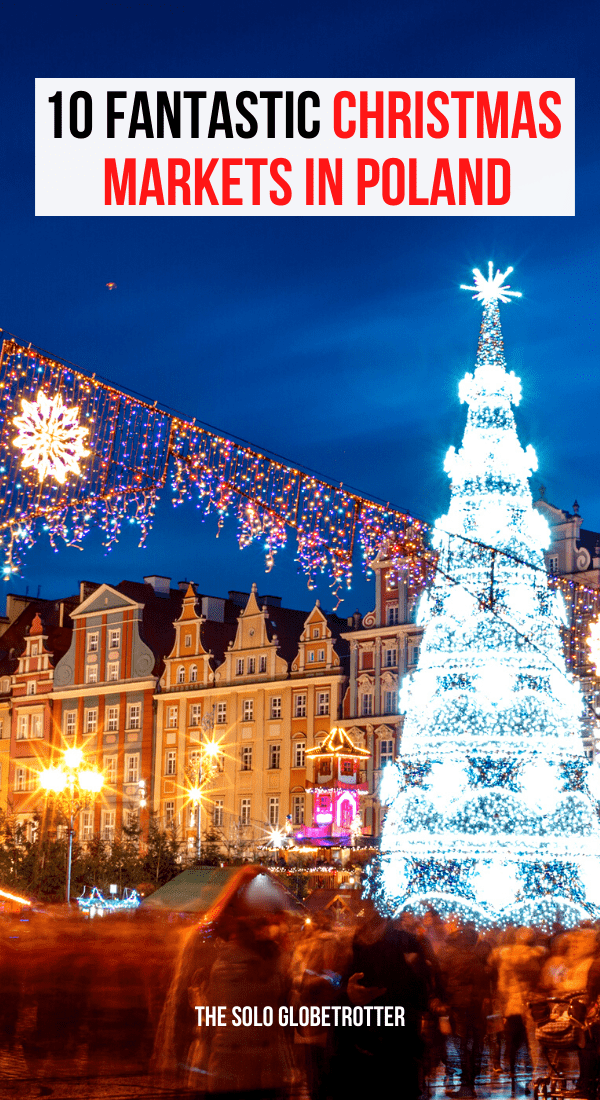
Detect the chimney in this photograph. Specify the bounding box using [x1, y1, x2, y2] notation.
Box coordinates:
[144, 576, 171, 597]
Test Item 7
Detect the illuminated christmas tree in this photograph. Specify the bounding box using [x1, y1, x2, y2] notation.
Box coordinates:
[376, 264, 600, 926]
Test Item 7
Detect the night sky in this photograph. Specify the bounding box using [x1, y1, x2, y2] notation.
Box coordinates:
[0, 0, 597, 618]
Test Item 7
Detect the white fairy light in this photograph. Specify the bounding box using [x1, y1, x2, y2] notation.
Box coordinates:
[377, 265, 600, 927]
[12, 389, 89, 484]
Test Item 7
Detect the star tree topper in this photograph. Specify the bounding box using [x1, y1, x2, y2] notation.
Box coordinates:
[12, 390, 90, 484]
[461, 261, 522, 304]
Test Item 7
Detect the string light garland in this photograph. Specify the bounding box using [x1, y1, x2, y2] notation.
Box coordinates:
[369, 265, 600, 929]
[0, 335, 429, 598]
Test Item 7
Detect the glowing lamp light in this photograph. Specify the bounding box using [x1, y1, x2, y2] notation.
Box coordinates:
[588, 618, 600, 672]
[78, 769, 103, 793]
[188, 785, 203, 803]
[39, 766, 67, 793]
[64, 747, 84, 769]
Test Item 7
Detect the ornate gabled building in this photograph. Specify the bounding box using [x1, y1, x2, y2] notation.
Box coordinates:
[534, 494, 600, 584]
[0, 595, 76, 838]
[342, 553, 423, 839]
[155, 584, 350, 858]
[52, 577, 183, 841]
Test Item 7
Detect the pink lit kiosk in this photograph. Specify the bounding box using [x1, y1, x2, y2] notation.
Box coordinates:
[298, 727, 370, 849]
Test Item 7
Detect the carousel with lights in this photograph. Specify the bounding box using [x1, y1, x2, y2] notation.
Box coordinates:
[373, 264, 600, 928]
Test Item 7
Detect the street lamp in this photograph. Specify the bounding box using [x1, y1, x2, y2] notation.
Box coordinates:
[39, 746, 104, 904]
[186, 733, 221, 861]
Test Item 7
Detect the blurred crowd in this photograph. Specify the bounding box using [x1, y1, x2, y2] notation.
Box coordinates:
[1, 905, 600, 1099]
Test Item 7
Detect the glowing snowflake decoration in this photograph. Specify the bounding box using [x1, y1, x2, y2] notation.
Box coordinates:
[588, 618, 600, 672]
[461, 261, 522, 305]
[12, 390, 90, 484]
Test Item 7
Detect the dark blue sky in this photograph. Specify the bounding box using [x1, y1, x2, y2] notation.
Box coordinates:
[0, 0, 598, 617]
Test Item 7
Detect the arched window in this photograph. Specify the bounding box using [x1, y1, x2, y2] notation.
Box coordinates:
[190, 664, 198, 683]
[177, 666, 185, 684]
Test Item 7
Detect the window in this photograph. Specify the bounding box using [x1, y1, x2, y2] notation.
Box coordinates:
[410, 645, 420, 665]
[85, 708, 98, 734]
[81, 811, 93, 841]
[241, 745, 253, 771]
[270, 697, 281, 720]
[107, 662, 119, 682]
[294, 693, 306, 718]
[65, 711, 76, 737]
[31, 643, 39, 656]
[384, 649, 397, 668]
[15, 767, 26, 791]
[318, 649, 325, 662]
[104, 756, 117, 784]
[109, 628, 121, 650]
[105, 706, 118, 732]
[384, 691, 396, 715]
[268, 797, 279, 826]
[166, 750, 176, 776]
[236, 659, 244, 677]
[190, 703, 201, 727]
[189, 750, 201, 770]
[313, 628, 319, 639]
[17, 715, 29, 740]
[168, 705, 178, 729]
[259, 656, 267, 673]
[380, 740, 394, 767]
[292, 795, 305, 826]
[128, 704, 141, 730]
[88, 632, 99, 653]
[27, 681, 36, 696]
[86, 664, 98, 684]
[294, 741, 306, 768]
[31, 714, 42, 739]
[126, 754, 139, 784]
[308, 651, 315, 663]
[125, 810, 138, 830]
[548, 555, 559, 575]
[341, 759, 353, 775]
[190, 664, 198, 683]
[165, 802, 175, 828]
[185, 633, 192, 647]
[177, 666, 185, 684]
[269, 743, 281, 769]
[242, 699, 254, 722]
[216, 702, 227, 725]
[240, 798, 251, 826]
[316, 692, 329, 716]
[102, 811, 115, 840]
[361, 693, 373, 717]
[387, 605, 399, 625]
[213, 800, 224, 827]
[247, 657, 256, 674]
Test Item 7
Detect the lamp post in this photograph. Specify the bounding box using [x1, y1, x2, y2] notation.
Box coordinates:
[186, 722, 220, 862]
[39, 746, 104, 904]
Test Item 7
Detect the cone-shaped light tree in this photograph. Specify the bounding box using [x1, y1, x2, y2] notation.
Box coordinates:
[376, 264, 600, 926]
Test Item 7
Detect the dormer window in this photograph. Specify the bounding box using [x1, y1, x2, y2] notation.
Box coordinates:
[313, 628, 320, 639]
[177, 666, 185, 684]
[185, 633, 192, 647]
[190, 664, 198, 683]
